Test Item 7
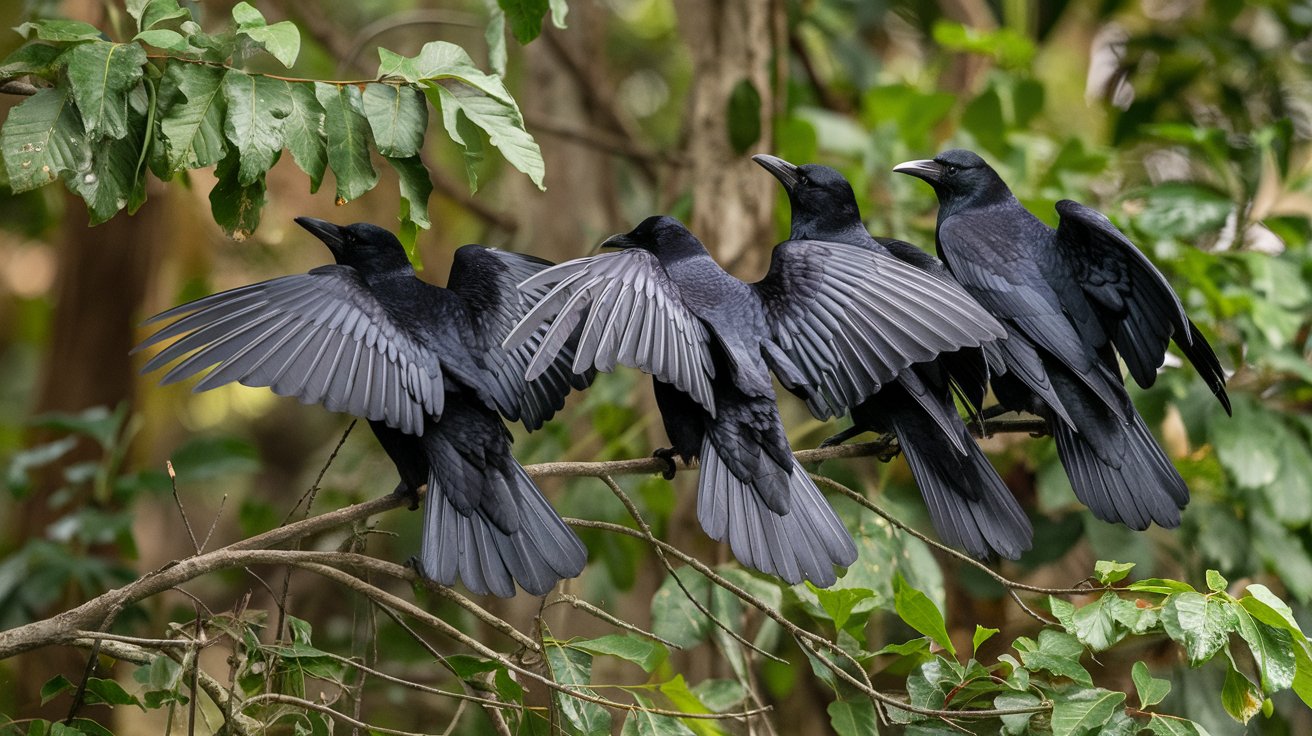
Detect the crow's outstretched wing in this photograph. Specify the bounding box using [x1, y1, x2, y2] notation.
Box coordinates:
[136, 265, 445, 436]
[753, 239, 1006, 419]
[448, 245, 595, 430]
[504, 248, 717, 414]
[1052, 200, 1229, 413]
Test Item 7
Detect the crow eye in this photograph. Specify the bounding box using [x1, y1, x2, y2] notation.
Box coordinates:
[945, 164, 959, 176]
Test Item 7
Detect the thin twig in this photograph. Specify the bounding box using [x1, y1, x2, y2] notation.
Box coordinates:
[169, 460, 202, 555]
[547, 593, 682, 650]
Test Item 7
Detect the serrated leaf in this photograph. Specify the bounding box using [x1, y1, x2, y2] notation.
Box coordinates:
[222, 71, 291, 185]
[65, 41, 147, 141]
[568, 634, 668, 674]
[158, 62, 227, 170]
[362, 84, 427, 158]
[1160, 593, 1238, 666]
[972, 625, 998, 655]
[498, 0, 550, 44]
[134, 29, 187, 50]
[1233, 605, 1296, 692]
[14, 20, 103, 42]
[1094, 560, 1135, 584]
[545, 644, 611, 735]
[1, 84, 88, 192]
[1050, 688, 1124, 736]
[314, 83, 378, 204]
[283, 81, 326, 192]
[1132, 661, 1171, 708]
[827, 699, 877, 736]
[893, 573, 954, 656]
[209, 149, 266, 239]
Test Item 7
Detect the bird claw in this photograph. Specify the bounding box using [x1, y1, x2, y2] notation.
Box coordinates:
[392, 482, 421, 511]
[819, 425, 864, 449]
[876, 436, 902, 462]
[652, 447, 678, 480]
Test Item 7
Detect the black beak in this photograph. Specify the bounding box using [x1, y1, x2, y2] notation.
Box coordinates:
[294, 217, 346, 253]
[752, 154, 800, 192]
[892, 159, 944, 185]
[600, 232, 636, 250]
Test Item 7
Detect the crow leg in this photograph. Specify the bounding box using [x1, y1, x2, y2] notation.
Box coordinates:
[819, 425, 867, 448]
[652, 447, 679, 480]
[392, 481, 422, 511]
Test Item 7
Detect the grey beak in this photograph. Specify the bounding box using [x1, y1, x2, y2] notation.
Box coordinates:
[294, 217, 346, 252]
[892, 159, 944, 184]
[752, 154, 800, 191]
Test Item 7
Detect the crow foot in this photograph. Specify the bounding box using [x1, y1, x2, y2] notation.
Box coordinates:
[819, 425, 865, 449]
[392, 482, 422, 511]
[652, 447, 679, 480]
[875, 435, 902, 462]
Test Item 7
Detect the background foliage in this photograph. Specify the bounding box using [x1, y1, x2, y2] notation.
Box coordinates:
[1, 0, 1311, 734]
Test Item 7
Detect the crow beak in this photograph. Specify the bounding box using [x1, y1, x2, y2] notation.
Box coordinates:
[600, 232, 635, 250]
[295, 217, 346, 253]
[893, 159, 944, 184]
[752, 154, 800, 192]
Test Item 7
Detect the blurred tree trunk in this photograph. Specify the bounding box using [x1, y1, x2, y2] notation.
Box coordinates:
[674, 0, 779, 277]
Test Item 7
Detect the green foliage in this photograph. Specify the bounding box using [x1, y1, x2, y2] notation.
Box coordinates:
[1, 0, 546, 239]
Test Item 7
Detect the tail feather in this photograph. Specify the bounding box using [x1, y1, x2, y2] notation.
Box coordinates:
[420, 438, 586, 597]
[698, 438, 857, 587]
[895, 418, 1032, 560]
[1052, 412, 1187, 530]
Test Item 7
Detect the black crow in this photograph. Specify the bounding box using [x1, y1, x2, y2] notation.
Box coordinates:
[895, 149, 1229, 530]
[753, 155, 1032, 560]
[505, 216, 1006, 586]
[135, 218, 590, 597]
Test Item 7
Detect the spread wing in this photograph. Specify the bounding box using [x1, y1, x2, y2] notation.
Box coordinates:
[753, 239, 1007, 419]
[503, 248, 717, 415]
[1053, 200, 1229, 413]
[135, 266, 445, 436]
[448, 245, 594, 431]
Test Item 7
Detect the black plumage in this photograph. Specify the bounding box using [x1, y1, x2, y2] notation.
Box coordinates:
[895, 149, 1228, 530]
[506, 215, 1006, 585]
[135, 218, 590, 597]
[753, 155, 1031, 560]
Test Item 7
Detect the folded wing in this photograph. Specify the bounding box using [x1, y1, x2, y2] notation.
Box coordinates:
[135, 265, 445, 436]
[754, 239, 1006, 419]
[503, 248, 717, 415]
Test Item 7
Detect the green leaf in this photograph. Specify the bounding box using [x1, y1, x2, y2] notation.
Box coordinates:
[379, 42, 543, 189]
[726, 78, 762, 154]
[83, 677, 143, 708]
[1132, 661, 1171, 708]
[1210, 401, 1279, 490]
[1134, 182, 1234, 240]
[222, 71, 292, 185]
[1, 84, 88, 193]
[1049, 688, 1125, 736]
[158, 62, 227, 171]
[893, 573, 955, 656]
[65, 41, 147, 141]
[1147, 715, 1210, 735]
[568, 634, 668, 673]
[209, 149, 266, 240]
[484, 4, 507, 77]
[40, 675, 75, 704]
[1094, 560, 1135, 584]
[1291, 638, 1312, 709]
[1127, 578, 1196, 596]
[1239, 584, 1305, 636]
[64, 86, 148, 223]
[545, 644, 612, 736]
[314, 83, 379, 204]
[1051, 592, 1130, 651]
[14, 20, 103, 42]
[807, 583, 877, 633]
[0, 43, 66, 78]
[1015, 629, 1093, 687]
[621, 692, 696, 736]
[283, 81, 326, 192]
[230, 1, 264, 26]
[827, 698, 878, 736]
[1221, 657, 1263, 723]
[1160, 593, 1238, 666]
[498, 0, 549, 44]
[548, 0, 569, 27]
[688, 679, 745, 713]
[651, 571, 712, 648]
[135, 0, 190, 31]
[1205, 570, 1228, 593]
[994, 691, 1041, 735]
[972, 625, 998, 655]
[362, 84, 427, 158]
[387, 155, 432, 261]
[232, 2, 300, 67]
[1233, 605, 1296, 692]
[134, 29, 187, 50]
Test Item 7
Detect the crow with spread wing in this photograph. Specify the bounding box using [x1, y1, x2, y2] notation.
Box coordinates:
[136, 218, 590, 597]
[505, 215, 1005, 585]
[896, 149, 1229, 530]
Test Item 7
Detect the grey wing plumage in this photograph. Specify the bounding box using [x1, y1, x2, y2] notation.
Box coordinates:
[1053, 200, 1229, 413]
[503, 248, 718, 415]
[449, 245, 594, 430]
[135, 266, 444, 436]
[754, 239, 1006, 420]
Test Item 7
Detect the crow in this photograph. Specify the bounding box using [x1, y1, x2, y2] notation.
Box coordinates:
[134, 218, 590, 597]
[895, 149, 1229, 530]
[753, 154, 1032, 560]
[505, 215, 1006, 586]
